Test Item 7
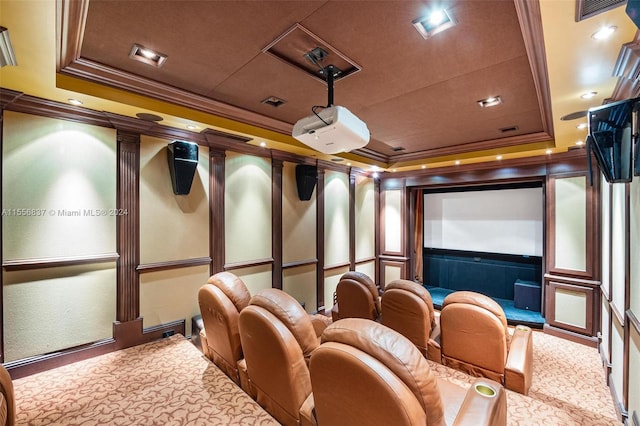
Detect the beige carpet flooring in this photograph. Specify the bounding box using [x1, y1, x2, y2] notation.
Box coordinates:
[11, 329, 619, 425]
[429, 330, 620, 425]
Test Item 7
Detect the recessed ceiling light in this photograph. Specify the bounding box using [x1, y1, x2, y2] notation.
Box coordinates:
[496, 155, 503, 160]
[576, 140, 585, 146]
[259, 141, 267, 147]
[68, 98, 83, 106]
[261, 96, 287, 107]
[455, 160, 461, 165]
[392, 169, 397, 172]
[129, 43, 167, 68]
[581, 91, 597, 99]
[592, 26, 617, 40]
[347, 162, 351, 166]
[576, 122, 588, 130]
[412, 9, 457, 39]
[186, 124, 198, 130]
[421, 165, 427, 169]
[545, 149, 553, 154]
[478, 96, 502, 108]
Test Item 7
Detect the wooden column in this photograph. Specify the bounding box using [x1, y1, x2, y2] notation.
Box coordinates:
[115, 131, 140, 323]
[272, 158, 283, 289]
[209, 149, 226, 274]
[316, 168, 325, 311]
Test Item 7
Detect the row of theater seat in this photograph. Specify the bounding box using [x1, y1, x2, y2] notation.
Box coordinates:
[197, 272, 509, 425]
[331, 272, 534, 395]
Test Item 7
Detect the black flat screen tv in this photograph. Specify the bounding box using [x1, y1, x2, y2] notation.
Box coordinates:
[587, 97, 639, 183]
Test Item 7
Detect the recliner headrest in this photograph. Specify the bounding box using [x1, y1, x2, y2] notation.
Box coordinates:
[442, 291, 507, 330]
[208, 272, 251, 312]
[320, 318, 444, 425]
[385, 279, 437, 329]
[339, 271, 381, 314]
[249, 288, 318, 359]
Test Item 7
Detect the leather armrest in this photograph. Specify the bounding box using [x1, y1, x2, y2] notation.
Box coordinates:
[330, 303, 339, 322]
[505, 325, 533, 395]
[309, 314, 332, 338]
[452, 379, 507, 426]
[299, 393, 317, 426]
[199, 329, 210, 359]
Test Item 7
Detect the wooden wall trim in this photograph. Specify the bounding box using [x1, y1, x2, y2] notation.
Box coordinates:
[272, 159, 283, 290]
[629, 310, 640, 334]
[116, 131, 140, 323]
[2, 253, 119, 271]
[374, 177, 381, 286]
[611, 31, 640, 100]
[136, 257, 211, 273]
[209, 149, 225, 274]
[323, 261, 351, 272]
[224, 258, 274, 271]
[543, 323, 599, 347]
[282, 259, 318, 269]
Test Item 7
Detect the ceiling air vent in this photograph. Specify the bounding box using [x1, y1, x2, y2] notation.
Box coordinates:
[499, 125, 519, 133]
[261, 96, 287, 107]
[391, 146, 406, 152]
[575, 0, 626, 22]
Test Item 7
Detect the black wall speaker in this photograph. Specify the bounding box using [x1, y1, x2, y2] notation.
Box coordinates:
[167, 140, 199, 195]
[295, 165, 317, 201]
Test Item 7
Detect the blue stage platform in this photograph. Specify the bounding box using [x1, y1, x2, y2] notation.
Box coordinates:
[425, 286, 545, 329]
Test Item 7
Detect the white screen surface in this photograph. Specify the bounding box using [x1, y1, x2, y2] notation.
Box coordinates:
[424, 187, 543, 256]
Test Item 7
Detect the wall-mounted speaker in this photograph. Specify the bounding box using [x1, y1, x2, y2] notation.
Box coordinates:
[167, 140, 198, 195]
[295, 165, 317, 201]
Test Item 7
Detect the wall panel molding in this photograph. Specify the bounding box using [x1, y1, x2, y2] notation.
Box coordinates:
[2, 253, 119, 271]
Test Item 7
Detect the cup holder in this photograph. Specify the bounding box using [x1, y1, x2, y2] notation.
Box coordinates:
[474, 383, 497, 397]
[516, 325, 531, 332]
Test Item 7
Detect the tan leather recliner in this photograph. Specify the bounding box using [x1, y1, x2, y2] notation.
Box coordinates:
[440, 290, 534, 395]
[381, 279, 442, 362]
[0, 364, 15, 426]
[238, 288, 319, 426]
[331, 271, 381, 322]
[197, 271, 251, 388]
[310, 318, 507, 426]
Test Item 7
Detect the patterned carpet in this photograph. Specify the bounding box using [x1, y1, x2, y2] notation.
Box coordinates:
[11, 330, 619, 425]
[429, 330, 620, 425]
[12, 335, 278, 425]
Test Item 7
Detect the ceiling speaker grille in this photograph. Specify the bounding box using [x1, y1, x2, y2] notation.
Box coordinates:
[576, 0, 626, 21]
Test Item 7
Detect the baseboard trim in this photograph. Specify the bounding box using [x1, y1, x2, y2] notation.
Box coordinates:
[5, 318, 186, 379]
[543, 324, 598, 347]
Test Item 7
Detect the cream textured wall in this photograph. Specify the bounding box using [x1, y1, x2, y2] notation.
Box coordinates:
[355, 261, 375, 283]
[2, 111, 116, 259]
[230, 265, 272, 297]
[324, 171, 349, 267]
[282, 162, 316, 263]
[610, 318, 624, 405]
[225, 153, 272, 263]
[3, 264, 116, 361]
[355, 176, 375, 261]
[601, 178, 611, 299]
[629, 327, 640, 422]
[139, 136, 209, 263]
[324, 267, 349, 311]
[611, 183, 626, 312]
[283, 265, 317, 313]
[384, 190, 402, 253]
[2, 112, 117, 362]
[139, 265, 209, 337]
[601, 298, 610, 364]
[554, 176, 586, 271]
[554, 288, 587, 329]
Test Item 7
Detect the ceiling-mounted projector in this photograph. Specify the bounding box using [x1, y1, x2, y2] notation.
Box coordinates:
[292, 105, 370, 154]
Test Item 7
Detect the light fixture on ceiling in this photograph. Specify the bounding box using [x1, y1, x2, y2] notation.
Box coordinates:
[68, 98, 83, 106]
[592, 25, 617, 40]
[576, 122, 588, 129]
[545, 149, 553, 154]
[581, 91, 597, 99]
[496, 155, 503, 160]
[129, 43, 168, 68]
[576, 140, 584, 146]
[412, 9, 457, 39]
[186, 124, 198, 130]
[477, 96, 502, 108]
[0, 26, 17, 67]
